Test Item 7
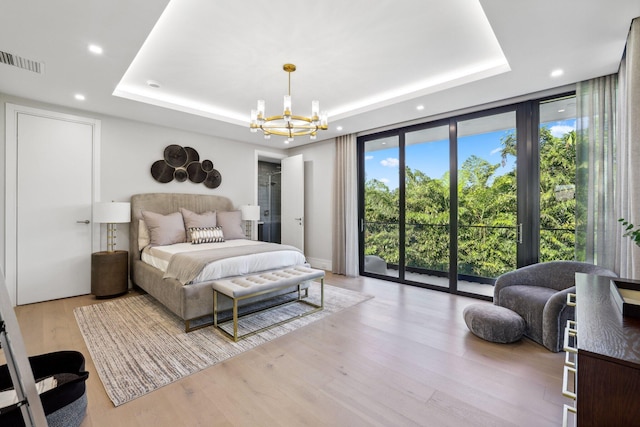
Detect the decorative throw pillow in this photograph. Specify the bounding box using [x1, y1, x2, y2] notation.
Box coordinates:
[216, 210, 245, 240]
[141, 211, 186, 246]
[180, 208, 217, 242]
[138, 219, 151, 249]
[189, 226, 225, 244]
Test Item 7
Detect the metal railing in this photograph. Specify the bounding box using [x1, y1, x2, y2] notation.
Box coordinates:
[364, 221, 575, 280]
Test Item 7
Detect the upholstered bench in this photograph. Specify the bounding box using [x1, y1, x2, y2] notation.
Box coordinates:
[463, 303, 525, 344]
[212, 265, 325, 341]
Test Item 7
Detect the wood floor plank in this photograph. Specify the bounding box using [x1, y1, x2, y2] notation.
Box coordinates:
[3, 273, 570, 426]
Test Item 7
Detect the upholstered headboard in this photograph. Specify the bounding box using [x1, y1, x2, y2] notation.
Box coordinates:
[129, 193, 234, 265]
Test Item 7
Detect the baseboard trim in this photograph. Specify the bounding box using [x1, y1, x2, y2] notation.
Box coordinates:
[306, 257, 332, 272]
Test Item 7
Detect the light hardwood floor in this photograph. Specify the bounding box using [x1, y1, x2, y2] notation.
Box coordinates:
[6, 273, 570, 426]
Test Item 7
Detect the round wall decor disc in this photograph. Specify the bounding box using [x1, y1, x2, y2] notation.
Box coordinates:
[203, 169, 222, 188]
[164, 144, 188, 167]
[187, 161, 207, 183]
[151, 160, 175, 183]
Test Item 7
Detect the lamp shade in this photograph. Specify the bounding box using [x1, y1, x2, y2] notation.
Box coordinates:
[93, 202, 131, 223]
[240, 205, 260, 221]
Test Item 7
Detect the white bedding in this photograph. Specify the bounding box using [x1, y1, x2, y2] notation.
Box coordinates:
[141, 240, 307, 284]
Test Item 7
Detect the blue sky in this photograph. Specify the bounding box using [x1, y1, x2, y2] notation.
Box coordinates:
[365, 119, 576, 190]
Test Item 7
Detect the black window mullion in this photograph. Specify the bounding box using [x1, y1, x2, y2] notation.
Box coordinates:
[357, 137, 366, 275]
[529, 101, 541, 265]
[398, 132, 406, 281]
[515, 102, 540, 267]
[448, 119, 458, 293]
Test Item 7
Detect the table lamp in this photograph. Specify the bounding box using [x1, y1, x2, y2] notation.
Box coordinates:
[93, 202, 131, 252]
[240, 204, 261, 240]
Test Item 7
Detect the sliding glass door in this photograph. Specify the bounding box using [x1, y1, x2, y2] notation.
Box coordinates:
[362, 135, 399, 278]
[404, 125, 451, 288]
[358, 93, 577, 300]
[456, 111, 517, 296]
[538, 97, 577, 262]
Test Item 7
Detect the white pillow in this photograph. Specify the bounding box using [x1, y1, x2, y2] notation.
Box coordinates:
[141, 211, 186, 246]
[216, 210, 245, 240]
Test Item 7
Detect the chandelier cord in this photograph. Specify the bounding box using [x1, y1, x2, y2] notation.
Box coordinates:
[288, 71, 293, 137]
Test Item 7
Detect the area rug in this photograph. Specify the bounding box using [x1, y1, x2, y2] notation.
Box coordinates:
[74, 282, 372, 407]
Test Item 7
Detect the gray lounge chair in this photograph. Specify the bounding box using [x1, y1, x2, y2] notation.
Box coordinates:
[493, 261, 616, 352]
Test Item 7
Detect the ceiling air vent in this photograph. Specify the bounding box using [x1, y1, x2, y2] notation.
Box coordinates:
[0, 50, 43, 74]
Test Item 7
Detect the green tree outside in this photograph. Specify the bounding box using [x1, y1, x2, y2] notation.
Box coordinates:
[364, 126, 576, 279]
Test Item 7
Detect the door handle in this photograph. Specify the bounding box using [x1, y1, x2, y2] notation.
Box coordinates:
[76, 220, 90, 224]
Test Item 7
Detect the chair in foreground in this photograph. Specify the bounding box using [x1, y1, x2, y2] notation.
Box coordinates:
[493, 261, 616, 352]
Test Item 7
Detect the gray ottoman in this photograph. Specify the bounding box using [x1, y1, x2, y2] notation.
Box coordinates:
[463, 304, 525, 343]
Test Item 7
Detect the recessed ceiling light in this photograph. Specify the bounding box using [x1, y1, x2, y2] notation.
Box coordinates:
[336, 126, 343, 131]
[88, 44, 103, 55]
[558, 108, 565, 113]
[146, 80, 161, 88]
[551, 69, 564, 78]
[74, 94, 85, 101]
[416, 105, 425, 111]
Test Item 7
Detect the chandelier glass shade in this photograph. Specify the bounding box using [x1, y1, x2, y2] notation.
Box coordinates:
[250, 64, 328, 142]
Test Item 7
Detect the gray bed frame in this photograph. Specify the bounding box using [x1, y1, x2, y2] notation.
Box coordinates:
[129, 193, 305, 332]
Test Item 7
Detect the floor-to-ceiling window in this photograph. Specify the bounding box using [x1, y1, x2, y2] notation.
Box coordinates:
[538, 96, 577, 262]
[404, 124, 451, 288]
[362, 135, 400, 279]
[456, 110, 517, 296]
[358, 93, 577, 300]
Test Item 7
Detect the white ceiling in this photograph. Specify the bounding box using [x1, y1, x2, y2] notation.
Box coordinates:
[1, 0, 638, 148]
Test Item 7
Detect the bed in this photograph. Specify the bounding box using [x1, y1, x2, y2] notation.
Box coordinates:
[129, 193, 308, 331]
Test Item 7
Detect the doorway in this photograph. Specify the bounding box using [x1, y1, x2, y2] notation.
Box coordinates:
[254, 152, 305, 251]
[258, 161, 282, 243]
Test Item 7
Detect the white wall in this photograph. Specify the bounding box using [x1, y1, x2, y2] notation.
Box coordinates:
[1, 93, 337, 276]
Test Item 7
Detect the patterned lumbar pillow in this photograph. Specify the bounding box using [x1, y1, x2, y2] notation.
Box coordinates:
[180, 208, 217, 242]
[189, 226, 225, 244]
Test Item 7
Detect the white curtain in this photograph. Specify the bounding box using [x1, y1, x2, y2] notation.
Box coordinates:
[576, 16, 640, 278]
[616, 17, 640, 278]
[575, 75, 617, 270]
[332, 134, 359, 276]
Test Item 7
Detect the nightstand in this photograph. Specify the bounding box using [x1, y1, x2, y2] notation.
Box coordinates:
[91, 250, 128, 298]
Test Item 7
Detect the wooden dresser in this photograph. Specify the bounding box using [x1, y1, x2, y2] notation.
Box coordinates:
[569, 273, 640, 426]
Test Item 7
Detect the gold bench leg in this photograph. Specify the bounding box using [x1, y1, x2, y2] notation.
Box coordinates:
[233, 299, 239, 342]
[213, 291, 218, 327]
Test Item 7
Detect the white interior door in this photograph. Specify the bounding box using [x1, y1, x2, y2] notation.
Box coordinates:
[10, 108, 98, 304]
[281, 154, 304, 251]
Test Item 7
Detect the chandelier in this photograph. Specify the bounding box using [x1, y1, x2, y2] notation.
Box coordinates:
[250, 63, 328, 142]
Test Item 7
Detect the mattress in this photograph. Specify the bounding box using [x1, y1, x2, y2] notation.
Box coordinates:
[141, 239, 307, 284]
